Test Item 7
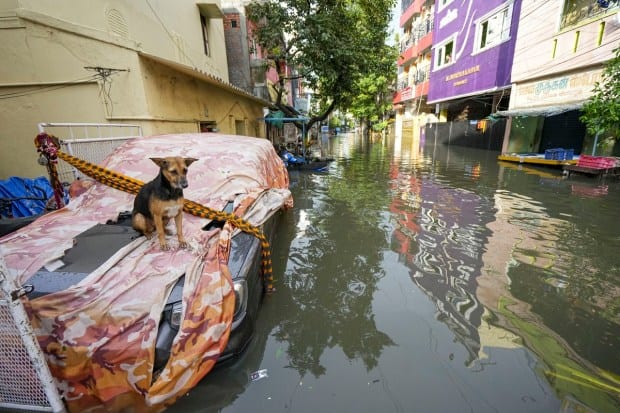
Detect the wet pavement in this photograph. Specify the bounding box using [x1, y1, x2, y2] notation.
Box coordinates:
[169, 131, 620, 413]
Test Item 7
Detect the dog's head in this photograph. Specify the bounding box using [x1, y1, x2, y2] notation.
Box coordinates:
[150, 157, 198, 189]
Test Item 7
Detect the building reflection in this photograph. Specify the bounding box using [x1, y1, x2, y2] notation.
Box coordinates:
[389, 134, 493, 366]
[388, 135, 619, 411]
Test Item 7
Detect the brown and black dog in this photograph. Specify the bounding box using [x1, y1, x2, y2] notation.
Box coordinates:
[132, 157, 198, 250]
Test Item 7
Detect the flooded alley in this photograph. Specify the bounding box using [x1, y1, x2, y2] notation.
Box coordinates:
[171, 131, 620, 413]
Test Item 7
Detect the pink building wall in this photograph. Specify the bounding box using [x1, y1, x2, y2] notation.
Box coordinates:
[512, 1, 619, 82]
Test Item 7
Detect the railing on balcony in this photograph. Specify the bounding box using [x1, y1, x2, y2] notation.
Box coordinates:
[413, 66, 430, 85]
[401, 0, 414, 14]
[400, 18, 434, 53]
[394, 65, 429, 101]
[253, 85, 270, 101]
[560, 0, 619, 30]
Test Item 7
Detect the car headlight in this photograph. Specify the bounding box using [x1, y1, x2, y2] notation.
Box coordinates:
[233, 280, 247, 320]
[170, 302, 183, 328]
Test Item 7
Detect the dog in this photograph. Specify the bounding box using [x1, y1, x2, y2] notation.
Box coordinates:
[132, 157, 197, 250]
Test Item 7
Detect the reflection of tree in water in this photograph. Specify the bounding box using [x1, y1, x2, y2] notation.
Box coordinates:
[276, 145, 395, 379]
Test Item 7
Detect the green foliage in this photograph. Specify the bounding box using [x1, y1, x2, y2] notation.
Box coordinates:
[247, 0, 396, 134]
[580, 47, 620, 137]
[348, 43, 398, 131]
[328, 114, 341, 129]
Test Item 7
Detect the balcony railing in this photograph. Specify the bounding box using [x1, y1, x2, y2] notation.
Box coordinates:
[400, 19, 434, 53]
[395, 65, 430, 95]
[413, 66, 430, 85]
[401, 0, 414, 14]
[253, 85, 270, 101]
[560, 0, 619, 29]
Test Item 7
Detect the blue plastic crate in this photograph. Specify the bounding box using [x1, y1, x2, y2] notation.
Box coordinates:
[544, 149, 555, 160]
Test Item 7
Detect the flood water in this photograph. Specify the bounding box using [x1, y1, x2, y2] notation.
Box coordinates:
[171, 131, 620, 413]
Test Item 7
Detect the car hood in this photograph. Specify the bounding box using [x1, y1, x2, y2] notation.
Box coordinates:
[0, 133, 292, 411]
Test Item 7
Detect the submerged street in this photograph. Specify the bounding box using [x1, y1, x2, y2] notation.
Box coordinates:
[171, 131, 620, 413]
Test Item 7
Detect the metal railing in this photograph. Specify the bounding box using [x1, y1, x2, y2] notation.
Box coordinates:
[560, 0, 619, 30]
[400, 18, 434, 53]
[0, 256, 66, 412]
[37, 123, 142, 183]
[396, 66, 430, 92]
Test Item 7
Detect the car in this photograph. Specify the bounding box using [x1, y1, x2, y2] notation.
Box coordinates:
[0, 132, 292, 411]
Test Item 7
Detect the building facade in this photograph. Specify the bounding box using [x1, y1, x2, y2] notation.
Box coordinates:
[222, 0, 300, 146]
[501, 0, 620, 156]
[0, 0, 269, 179]
[393, 0, 436, 141]
[427, 0, 521, 120]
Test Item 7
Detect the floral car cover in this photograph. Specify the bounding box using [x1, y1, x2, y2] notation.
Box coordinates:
[0, 133, 292, 412]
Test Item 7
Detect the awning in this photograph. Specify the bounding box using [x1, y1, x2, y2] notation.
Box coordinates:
[495, 101, 586, 117]
[265, 110, 285, 128]
[197, 2, 224, 18]
[138, 52, 270, 105]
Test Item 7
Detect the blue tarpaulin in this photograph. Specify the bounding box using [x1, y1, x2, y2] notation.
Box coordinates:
[0, 176, 54, 218]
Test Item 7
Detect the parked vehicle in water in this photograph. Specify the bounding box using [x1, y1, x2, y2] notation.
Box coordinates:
[0, 133, 292, 411]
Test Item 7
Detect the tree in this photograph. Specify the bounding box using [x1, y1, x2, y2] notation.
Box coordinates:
[348, 42, 397, 136]
[247, 0, 396, 138]
[580, 47, 620, 155]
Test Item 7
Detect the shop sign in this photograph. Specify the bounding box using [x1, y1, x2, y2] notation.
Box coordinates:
[512, 69, 603, 108]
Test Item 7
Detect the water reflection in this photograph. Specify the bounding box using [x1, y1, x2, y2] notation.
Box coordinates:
[390, 133, 620, 411]
[279, 159, 396, 378]
[171, 130, 619, 413]
[390, 166, 491, 365]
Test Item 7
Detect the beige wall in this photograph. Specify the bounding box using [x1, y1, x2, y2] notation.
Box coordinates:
[512, 1, 620, 83]
[139, 57, 266, 137]
[0, 0, 268, 179]
[4, 0, 229, 81]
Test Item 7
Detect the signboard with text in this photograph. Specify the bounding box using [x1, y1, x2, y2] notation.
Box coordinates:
[427, 0, 521, 104]
[510, 68, 602, 109]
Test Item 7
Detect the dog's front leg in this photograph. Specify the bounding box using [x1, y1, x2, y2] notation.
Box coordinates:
[174, 213, 189, 249]
[153, 213, 170, 250]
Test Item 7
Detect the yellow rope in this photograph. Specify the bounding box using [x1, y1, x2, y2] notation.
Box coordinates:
[36, 138, 274, 292]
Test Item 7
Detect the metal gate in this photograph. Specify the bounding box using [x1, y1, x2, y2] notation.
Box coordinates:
[37, 122, 142, 184]
[0, 256, 66, 412]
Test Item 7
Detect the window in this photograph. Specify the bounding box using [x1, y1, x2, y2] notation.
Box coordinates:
[597, 21, 606, 46]
[438, 0, 455, 12]
[235, 120, 246, 136]
[434, 38, 455, 70]
[200, 121, 218, 132]
[200, 14, 210, 56]
[573, 30, 580, 52]
[560, 0, 619, 30]
[474, 2, 513, 53]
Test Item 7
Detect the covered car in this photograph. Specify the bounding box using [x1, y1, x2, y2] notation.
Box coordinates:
[0, 133, 292, 412]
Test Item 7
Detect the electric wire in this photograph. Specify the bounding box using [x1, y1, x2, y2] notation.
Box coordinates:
[0, 75, 99, 100]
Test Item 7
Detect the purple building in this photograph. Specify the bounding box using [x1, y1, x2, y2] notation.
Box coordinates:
[427, 0, 522, 120]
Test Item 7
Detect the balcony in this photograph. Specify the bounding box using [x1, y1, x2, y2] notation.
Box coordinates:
[398, 29, 433, 66]
[252, 85, 270, 101]
[393, 86, 413, 104]
[393, 66, 430, 104]
[415, 80, 429, 97]
[400, 0, 425, 28]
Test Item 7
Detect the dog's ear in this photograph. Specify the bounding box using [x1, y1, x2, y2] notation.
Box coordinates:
[184, 157, 198, 167]
[150, 157, 167, 168]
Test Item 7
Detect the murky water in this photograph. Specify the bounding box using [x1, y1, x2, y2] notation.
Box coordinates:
[171, 131, 620, 413]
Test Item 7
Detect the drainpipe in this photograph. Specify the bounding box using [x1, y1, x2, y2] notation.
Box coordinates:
[501, 117, 512, 154]
[592, 132, 599, 156]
